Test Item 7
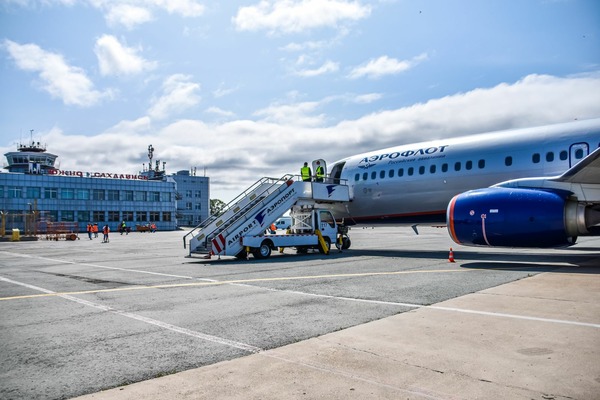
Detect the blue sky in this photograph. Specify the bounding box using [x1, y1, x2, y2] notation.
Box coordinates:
[1, 0, 599, 201]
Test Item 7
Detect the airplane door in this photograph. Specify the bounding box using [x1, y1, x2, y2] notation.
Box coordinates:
[569, 143, 589, 168]
[329, 161, 345, 184]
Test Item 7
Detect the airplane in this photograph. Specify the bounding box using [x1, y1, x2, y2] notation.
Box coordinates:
[324, 118, 600, 248]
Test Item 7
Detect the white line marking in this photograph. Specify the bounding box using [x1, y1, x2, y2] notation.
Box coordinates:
[0, 275, 261, 353]
[0, 251, 194, 280]
[2, 252, 597, 329]
[259, 287, 600, 328]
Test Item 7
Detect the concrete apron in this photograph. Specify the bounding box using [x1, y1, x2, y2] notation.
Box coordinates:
[74, 269, 600, 400]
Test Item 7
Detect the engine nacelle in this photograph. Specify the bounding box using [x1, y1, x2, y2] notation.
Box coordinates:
[447, 188, 586, 248]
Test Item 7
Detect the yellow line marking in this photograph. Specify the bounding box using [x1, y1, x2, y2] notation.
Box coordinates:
[0, 268, 472, 302]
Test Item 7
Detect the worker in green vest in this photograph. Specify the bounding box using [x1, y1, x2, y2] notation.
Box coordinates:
[315, 161, 325, 182]
[301, 162, 312, 182]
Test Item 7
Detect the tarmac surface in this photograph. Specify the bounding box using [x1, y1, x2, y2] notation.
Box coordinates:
[0, 226, 599, 400]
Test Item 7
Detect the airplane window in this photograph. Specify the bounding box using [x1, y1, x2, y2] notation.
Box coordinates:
[380, 170, 386, 179]
[354, 173, 360, 181]
[465, 160, 473, 170]
[478, 159, 485, 169]
[362, 172, 368, 181]
[371, 171, 377, 180]
[441, 163, 448, 172]
[398, 168, 404, 177]
[532, 153, 540, 163]
[389, 169, 394, 178]
[505, 156, 512, 166]
[419, 166, 425, 175]
[559, 151, 568, 161]
[454, 162, 461, 171]
[546, 152, 554, 162]
[575, 149, 584, 159]
[408, 167, 414, 176]
[430, 165, 436, 174]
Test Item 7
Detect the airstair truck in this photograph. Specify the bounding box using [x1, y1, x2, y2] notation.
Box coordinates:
[184, 174, 350, 259]
[242, 204, 341, 259]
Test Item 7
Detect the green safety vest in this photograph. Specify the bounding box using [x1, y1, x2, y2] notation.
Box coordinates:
[301, 166, 311, 181]
[316, 166, 324, 179]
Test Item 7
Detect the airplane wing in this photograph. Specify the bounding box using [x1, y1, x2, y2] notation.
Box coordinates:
[554, 147, 600, 184]
[493, 147, 600, 203]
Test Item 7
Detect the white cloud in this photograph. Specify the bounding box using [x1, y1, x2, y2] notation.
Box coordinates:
[147, 74, 201, 120]
[233, 0, 371, 34]
[95, 34, 157, 76]
[9, 73, 599, 203]
[3, 39, 113, 107]
[352, 93, 382, 104]
[205, 106, 235, 118]
[91, 0, 205, 29]
[105, 4, 153, 29]
[295, 60, 339, 77]
[212, 84, 239, 98]
[254, 100, 328, 127]
[156, 0, 205, 16]
[348, 53, 428, 79]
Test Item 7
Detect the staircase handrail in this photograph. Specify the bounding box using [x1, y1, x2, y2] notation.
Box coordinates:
[184, 174, 294, 248]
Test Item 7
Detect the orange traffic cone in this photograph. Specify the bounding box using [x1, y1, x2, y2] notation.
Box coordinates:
[448, 248, 455, 263]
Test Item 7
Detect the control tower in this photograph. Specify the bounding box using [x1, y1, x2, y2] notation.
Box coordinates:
[4, 132, 57, 174]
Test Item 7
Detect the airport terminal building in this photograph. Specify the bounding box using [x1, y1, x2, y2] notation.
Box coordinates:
[0, 142, 209, 234]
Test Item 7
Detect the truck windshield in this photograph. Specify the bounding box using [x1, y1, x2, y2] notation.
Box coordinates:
[319, 211, 335, 228]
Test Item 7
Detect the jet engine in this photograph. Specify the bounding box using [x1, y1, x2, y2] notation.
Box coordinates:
[446, 187, 598, 248]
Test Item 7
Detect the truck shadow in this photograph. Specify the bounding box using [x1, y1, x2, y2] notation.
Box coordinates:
[185, 247, 599, 272]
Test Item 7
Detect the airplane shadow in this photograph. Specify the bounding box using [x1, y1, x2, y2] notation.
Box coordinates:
[343, 248, 599, 267]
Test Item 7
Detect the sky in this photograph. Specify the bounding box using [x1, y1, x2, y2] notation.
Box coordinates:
[1, 0, 600, 202]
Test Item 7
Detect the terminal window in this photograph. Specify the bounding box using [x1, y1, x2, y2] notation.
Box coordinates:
[61, 211, 74, 221]
[93, 211, 105, 222]
[61, 188, 74, 199]
[92, 189, 105, 200]
[26, 187, 41, 198]
[77, 211, 90, 222]
[136, 211, 147, 222]
[108, 190, 119, 201]
[76, 189, 89, 200]
[8, 187, 22, 198]
[149, 192, 160, 202]
[135, 191, 147, 201]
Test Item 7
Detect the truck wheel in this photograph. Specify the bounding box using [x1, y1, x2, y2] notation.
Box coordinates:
[253, 241, 272, 259]
[318, 237, 331, 254]
[342, 236, 351, 250]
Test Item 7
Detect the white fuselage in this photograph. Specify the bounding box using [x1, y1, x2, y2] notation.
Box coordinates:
[327, 119, 600, 224]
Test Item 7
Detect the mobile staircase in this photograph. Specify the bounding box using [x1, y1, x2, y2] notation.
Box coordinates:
[183, 175, 350, 258]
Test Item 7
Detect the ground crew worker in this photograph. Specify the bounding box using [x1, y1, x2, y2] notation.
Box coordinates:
[301, 162, 312, 182]
[315, 161, 325, 182]
[87, 223, 92, 240]
[92, 223, 98, 238]
[102, 225, 110, 243]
